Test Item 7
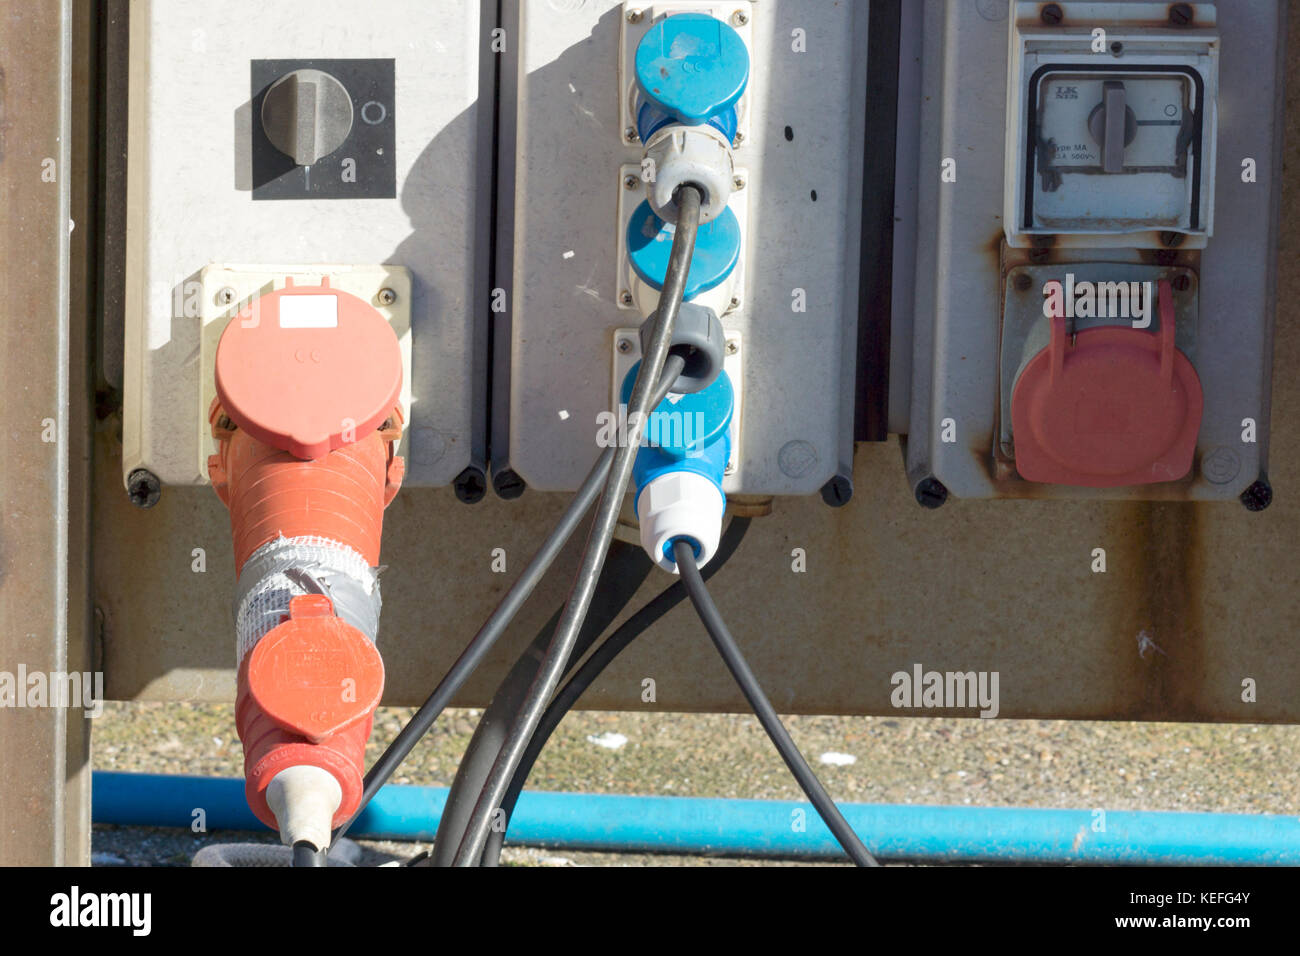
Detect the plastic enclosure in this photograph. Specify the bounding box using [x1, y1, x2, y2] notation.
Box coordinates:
[1004, 2, 1220, 248]
[122, 0, 488, 489]
[498, 0, 866, 494]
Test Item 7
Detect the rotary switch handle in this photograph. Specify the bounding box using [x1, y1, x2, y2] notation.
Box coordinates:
[260, 68, 354, 166]
[1087, 80, 1137, 174]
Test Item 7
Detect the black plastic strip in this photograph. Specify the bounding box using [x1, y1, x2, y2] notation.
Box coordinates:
[853, 0, 901, 442]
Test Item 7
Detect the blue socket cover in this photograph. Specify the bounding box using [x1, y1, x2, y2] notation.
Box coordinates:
[634, 13, 750, 126]
[635, 99, 737, 145]
[620, 361, 734, 505]
[626, 201, 741, 300]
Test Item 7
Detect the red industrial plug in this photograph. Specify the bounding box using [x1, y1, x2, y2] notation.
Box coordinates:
[207, 277, 404, 837]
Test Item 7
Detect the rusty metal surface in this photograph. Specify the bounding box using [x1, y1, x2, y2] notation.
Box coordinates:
[0, 0, 95, 865]
[94, 5, 1300, 724]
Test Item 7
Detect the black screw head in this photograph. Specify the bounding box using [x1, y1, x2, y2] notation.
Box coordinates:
[1014, 272, 1033, 292]
[1172, 273, 1191, 292]
[915, 476, 949, 509]
[453, 466, 487, 504]
[1040, 3, 1063, 25]
[820, 474, 853, 508]
[127, 468, 161, 509]
[491, 468, 527, 501]
[1240, 477, 1273, 512]
[1169, 3, 1194, 26]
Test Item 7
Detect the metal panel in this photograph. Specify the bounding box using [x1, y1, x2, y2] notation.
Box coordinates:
[495, 0, 866, 495]
[121, 0, 490, 489]
[0, 0, 95, 866]
[95, 0, 1300, 729]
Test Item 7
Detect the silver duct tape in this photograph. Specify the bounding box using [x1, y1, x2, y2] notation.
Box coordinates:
[233, 535, 383, 666]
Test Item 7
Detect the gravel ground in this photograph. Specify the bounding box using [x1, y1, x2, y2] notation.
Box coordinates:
[89, 701, 1300, 866]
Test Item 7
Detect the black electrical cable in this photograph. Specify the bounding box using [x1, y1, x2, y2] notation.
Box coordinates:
[428, 540, 654, 866]
[453, 185, 704, 866]
[673, 539, 881, 867]
[292, 841, 326, 867]
[480, 516, 753, 866]
[332, 357, 688, 847]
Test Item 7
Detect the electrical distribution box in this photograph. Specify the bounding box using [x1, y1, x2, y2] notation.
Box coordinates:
[493, 0, 869, 497]
[898, 0, 1282, 504]
[122, 0, 490, 492]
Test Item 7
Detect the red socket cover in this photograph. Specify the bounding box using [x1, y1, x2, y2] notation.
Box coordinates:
[214, 277, 403, 460]
[246, 593, 384, 743]
[1011, 279, 1202, 487]
[237, 594, 385, 830]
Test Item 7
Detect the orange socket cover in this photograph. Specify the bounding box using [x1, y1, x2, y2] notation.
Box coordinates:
[214, 277, 402, 460]
[1011, 279, 1202, 487]
[246, 594, 384, 743]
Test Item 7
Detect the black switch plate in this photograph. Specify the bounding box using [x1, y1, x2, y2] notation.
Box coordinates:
[251, 58, 395, 201]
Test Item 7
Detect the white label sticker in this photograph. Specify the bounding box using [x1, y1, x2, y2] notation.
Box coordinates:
[278, 294, 339, 328]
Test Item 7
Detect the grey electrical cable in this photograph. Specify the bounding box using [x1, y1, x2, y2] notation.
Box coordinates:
[332, 356, 689, 847]
[481, 516, 753, 866]
[453, 184, 704, 866]
[428, 539, 653, 866]
[674, 539, 881, 867]
[432, 356, 689, 865]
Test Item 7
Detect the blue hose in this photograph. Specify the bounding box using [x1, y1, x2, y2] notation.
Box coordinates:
[92, 772, 1300, 864]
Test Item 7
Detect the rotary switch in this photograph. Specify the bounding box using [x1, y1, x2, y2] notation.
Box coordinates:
[260, 68, 354, 166]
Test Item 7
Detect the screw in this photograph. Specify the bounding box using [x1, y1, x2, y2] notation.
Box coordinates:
[127, 468, 161, 509]
[1240, 477, 1273, 512]
[1110, 40, 1123, 56]
[1169, 3, 1193, 26]
[1014, 272, 1033, 292]
[1040, 3, 1063, 25]
[1172, 273, 1191, 292]
[724, 462, 736, 475]
[732, 174, 746, 190]
[492, 468, 527, 501]
[627, 9, 643, 23]
[731, 10, 748, 27]
[820, 474, 853, 507]
[216, 286, 236, 305]
[618, 337, 633, 353]
[377, 287, 397, 305]
[624, 174, 639, 189]
[454, 467, 488, 504]
[620, 290, 634, 306]
[1159, 230, 1185, 249]
[915, 476, 948, 509]
[726, 339, 739, 355]
[624, 126, 639, 143]
[728, 296, 741, 312]
[732, 131, 745, 146]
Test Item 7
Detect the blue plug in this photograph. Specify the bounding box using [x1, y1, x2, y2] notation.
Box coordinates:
[620, 360, 733, 572]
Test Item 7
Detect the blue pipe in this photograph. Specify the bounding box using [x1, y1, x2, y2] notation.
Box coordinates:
[92, 771, 1300, 864]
